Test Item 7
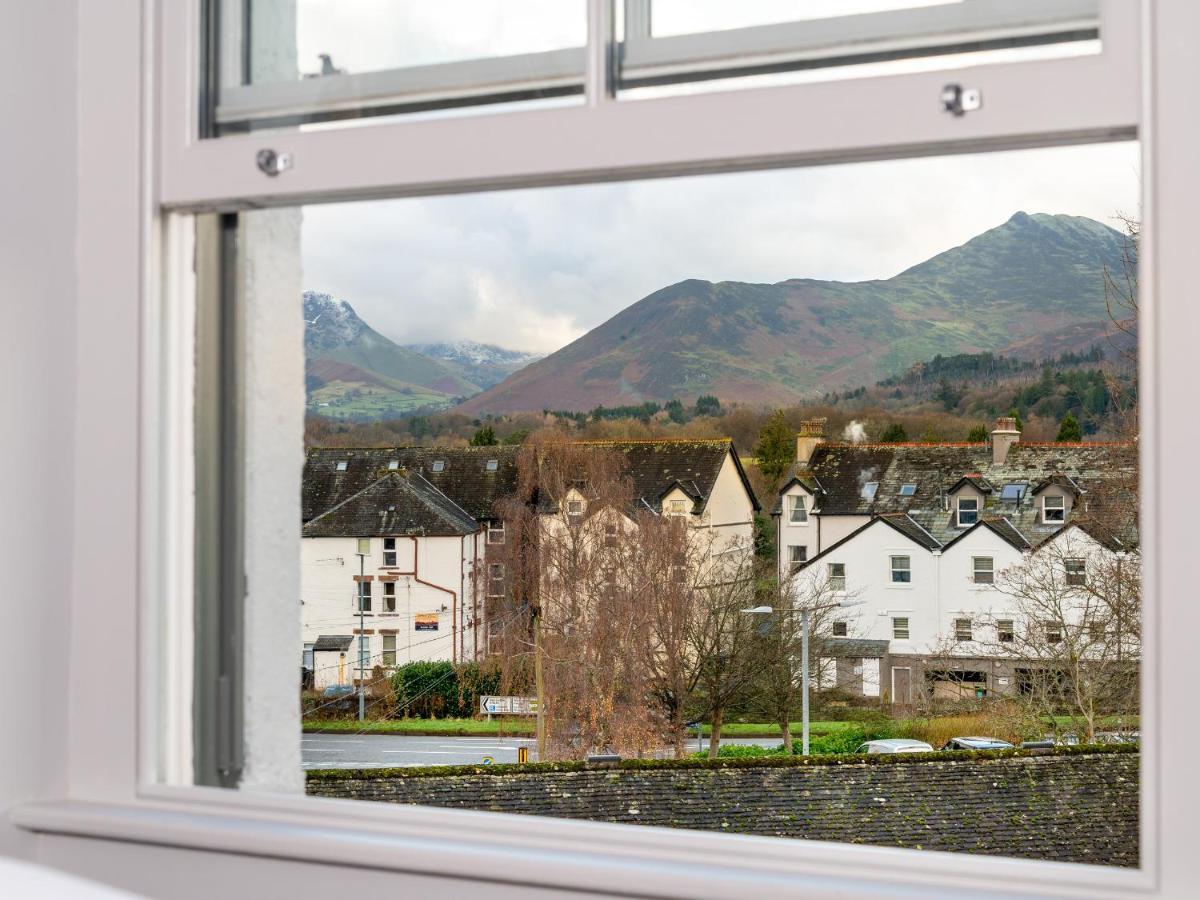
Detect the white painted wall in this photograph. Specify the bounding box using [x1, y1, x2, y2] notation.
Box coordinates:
[697, 450, 756, 553]
[301, 533, 477, 673]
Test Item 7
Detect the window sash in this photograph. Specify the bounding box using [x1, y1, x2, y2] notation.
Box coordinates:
[972, 556, 994, 584]
[954, 619, 973, 642]
[890, 556, 911, 583]
[828, 562, 846, 592]
[996, 620, 1015, 643]
[1044, 495, 1066, 521]
[957, 498, 979, 526]
[789, 496, 808, 523]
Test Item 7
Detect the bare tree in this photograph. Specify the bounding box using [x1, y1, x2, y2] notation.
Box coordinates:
[976, 531, 1140, 742]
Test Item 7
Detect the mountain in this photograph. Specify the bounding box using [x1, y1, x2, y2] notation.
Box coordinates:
[457, 213, 1129, 415]
[405, 340, 542, 390]
[304, 292, 479, 419]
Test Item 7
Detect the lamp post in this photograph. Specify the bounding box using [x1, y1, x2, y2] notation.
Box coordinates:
[742, 598, 863, 755]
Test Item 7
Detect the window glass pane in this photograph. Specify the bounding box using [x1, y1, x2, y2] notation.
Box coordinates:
[621, 0, 1104, 99]
[197, 140, 1141, 868]
[211, 0, 586, 135]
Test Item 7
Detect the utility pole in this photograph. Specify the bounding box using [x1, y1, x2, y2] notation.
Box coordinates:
[357, 549, 366, 722]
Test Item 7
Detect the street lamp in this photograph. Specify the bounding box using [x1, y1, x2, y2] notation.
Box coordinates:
[743, 599, 864, 755]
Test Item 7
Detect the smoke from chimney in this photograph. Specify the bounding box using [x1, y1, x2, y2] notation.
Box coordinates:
[842, 420, 867, 444]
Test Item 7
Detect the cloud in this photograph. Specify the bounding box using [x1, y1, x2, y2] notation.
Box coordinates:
[301, 141, 1140, 354]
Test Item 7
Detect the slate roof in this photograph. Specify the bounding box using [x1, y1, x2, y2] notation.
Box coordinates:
[312, 635, 353, 652]
[304, 439, 759, 527]
[304, 446, 521, 523]
[303, 471, 480, 538]
[817, 637, 891, 659]
[573, 439, 760, 515]
[776, 440, 1135, 547]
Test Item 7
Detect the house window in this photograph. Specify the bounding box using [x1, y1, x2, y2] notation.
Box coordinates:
[358, 635, 371, 671]
[899, 484, 917, 497]
[954, 618, 973, 642]
[356, 537, 370, 555]
[488, 563, 505, 596]
[972, 556, 994, 584]
[489, 562, 505, 580]
[827, 563, 846, 592]
[302, 643, 314, 671]
[1088, 621, 1108, 644]
[1065, 558, 1087, 586]
[431, 459, 445, 473]
[381, 634, 397, 667]
[604, 523, 618, 548]
[487, 524, 505, 545]
[892, 617, 910, 640]
[382, 537, 396, 566]
[668, 498, 687, 515]
[357, 580, 371, 613]
[787, 545, 807, 570]
[567, 499, 584, 517]
[387, 459, 399, 470]
[788, 495, 808, 523]
[832, 621, 848, 637]
[890, 555, 911, 584]
[382, 582, 395, 613]
[957, 497, 978, 527]
[1043, 494, 1065, 523]
[486, 458, 499, 472]
[335, 460, 348, 471]
[1045, 621, 1063, 644]
[997, 619, 1015, 643]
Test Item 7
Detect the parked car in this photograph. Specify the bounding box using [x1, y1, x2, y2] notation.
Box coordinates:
[941, 736, 1015, 751]
[854, 739, 934, 754]
[321, 684, 356, 698]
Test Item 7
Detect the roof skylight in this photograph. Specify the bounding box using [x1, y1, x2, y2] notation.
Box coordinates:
[388, 459, 399, 470]
[1001, 483, 1027, 501]
[899, 483, 917, 496]
[431, 460, 445, 472]
[486, 459, 499, 471]
[862, 481, 879, 501]
[335, 460, 348, 471]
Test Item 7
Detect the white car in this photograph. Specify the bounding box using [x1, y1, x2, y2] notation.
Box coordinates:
[854, 739, 934, 754]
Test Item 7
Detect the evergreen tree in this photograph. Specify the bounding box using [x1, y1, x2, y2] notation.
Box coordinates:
[1056, 413, 1083, 442]
[664, 399, 688, 425]
[753, 411, 795, 483]
[1007, 407, 1023, 431]
[469, 425, 498, 446]
[966, 424, 989, 442]
[694, 394, 722, 417]
[878, 422, 908, 443]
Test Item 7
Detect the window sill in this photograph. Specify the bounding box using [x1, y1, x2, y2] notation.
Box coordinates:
[10, 790, 1148, 899]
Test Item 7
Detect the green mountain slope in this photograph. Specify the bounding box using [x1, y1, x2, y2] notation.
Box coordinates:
[458, 212, 1128, 415]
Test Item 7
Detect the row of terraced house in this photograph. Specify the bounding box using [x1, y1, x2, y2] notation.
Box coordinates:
[300, 421, 1136, 705]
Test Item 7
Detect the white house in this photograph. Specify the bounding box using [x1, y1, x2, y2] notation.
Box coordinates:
[302, 440, 760, 683]
[774, 418, 1136, 704]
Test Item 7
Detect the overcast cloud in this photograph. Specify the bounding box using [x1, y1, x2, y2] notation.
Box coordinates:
[302, 142, 1139, 354]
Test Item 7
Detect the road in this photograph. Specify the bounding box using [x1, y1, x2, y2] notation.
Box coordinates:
[302, 733, 781, 768]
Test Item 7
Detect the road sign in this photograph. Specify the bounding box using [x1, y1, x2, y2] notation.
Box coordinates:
[481, 756, 494, 765]
[480, 695, 539, 716]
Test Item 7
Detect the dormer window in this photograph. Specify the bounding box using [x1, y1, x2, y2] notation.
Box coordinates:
[668, 498, 687, 515]
[431, 459, 445, 473]
[335, 460, 348, 471]
[788, 495, 808, 523]
[956, 497, 978, 527]
[387, 459, 399, 470]
[567, 499, 584, 517]
[1043, 495, 1065, 523]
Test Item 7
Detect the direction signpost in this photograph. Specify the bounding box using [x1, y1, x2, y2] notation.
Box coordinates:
[480, 695, 539, 718]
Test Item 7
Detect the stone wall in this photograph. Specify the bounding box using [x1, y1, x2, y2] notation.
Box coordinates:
[307, 747, 1139, 867]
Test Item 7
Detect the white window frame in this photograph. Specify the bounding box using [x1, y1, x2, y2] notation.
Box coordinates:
[382, 581, 396, 613]
[892, 617, 911, 640]
[972, 556, 994, 584]
[1044, 494, 1067, 523]
[827, 562, 846, 592]
[954, 618, 974, 642]
[956, 496, 979, 527]
[487, 523, 506, 545]
[382, 537, 397, 567]
[381, 634, 397, 668]
[996, 619, 1016, 643]
[787, 544, 808, 569]
[890, 555, 912, 584]
[788, 494, 808, 523]
[33, 1, 1200, 898]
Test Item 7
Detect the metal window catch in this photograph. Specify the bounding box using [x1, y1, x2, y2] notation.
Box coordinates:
[256, 148, 293, 176]
[941, 83, 982, 117]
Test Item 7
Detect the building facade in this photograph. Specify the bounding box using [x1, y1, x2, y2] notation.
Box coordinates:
[773, 419, 1136, 704]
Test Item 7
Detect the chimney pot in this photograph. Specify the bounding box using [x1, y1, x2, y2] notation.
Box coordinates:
[795, 418, 827, 466]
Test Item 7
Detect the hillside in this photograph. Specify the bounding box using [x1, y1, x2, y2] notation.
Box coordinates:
[304, 292, 479, 419]
[457, 212, 1128, 415]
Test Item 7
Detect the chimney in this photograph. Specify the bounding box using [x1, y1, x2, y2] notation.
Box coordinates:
[991, 416, 1020, 465]
[795, 418, 827, 466]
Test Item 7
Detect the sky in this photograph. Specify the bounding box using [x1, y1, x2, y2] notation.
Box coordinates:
[302, 141, 1140, 355]
[287, 2, 1139, 355]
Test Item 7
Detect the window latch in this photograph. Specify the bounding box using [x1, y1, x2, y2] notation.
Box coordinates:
[941, 83, 982, 117]
[256, 148, 293, 176]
